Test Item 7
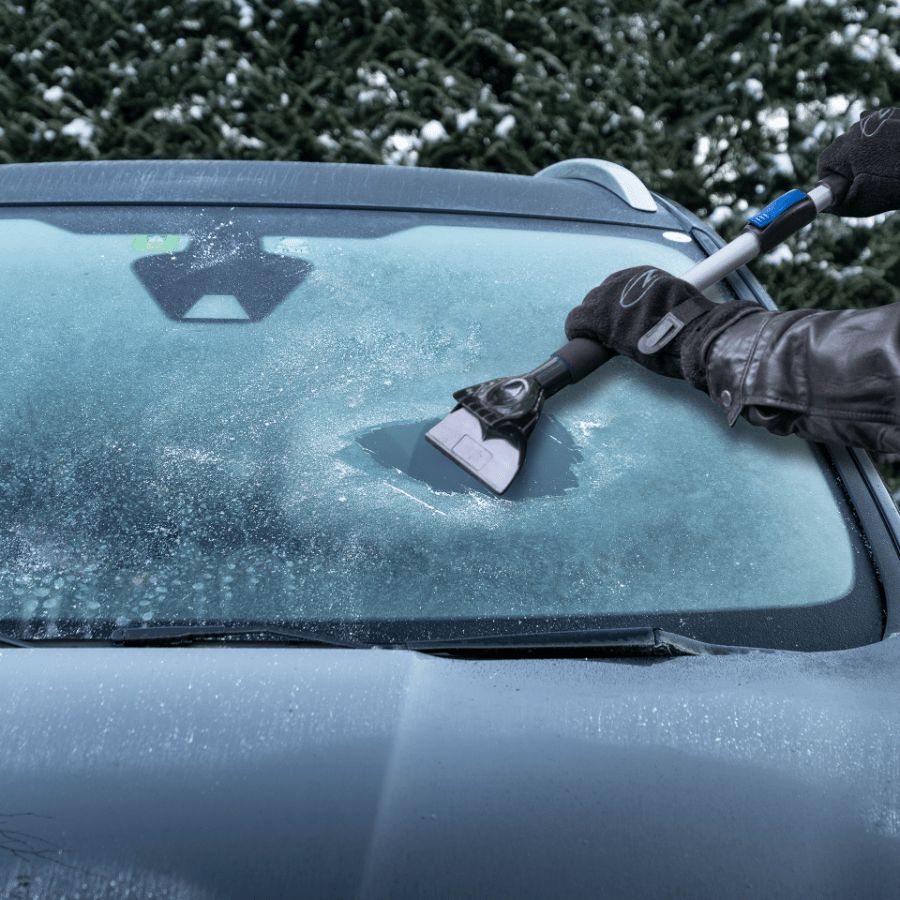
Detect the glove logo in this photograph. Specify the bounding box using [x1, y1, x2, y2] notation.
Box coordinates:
[619, 267, 664, 308]
[861, 107, 894, 138]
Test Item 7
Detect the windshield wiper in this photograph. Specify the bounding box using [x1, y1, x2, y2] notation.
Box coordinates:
[0, 633, 33, 648]
[110, 624, 366, 648]
[406, 626, 761, 658]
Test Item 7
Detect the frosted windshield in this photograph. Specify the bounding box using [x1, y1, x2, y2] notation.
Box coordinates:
[0, 211, 854, 636]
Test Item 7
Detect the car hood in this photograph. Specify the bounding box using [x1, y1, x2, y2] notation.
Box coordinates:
[1, 645, 899, 898]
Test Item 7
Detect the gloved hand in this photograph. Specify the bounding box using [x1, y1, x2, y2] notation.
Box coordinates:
[564, 266, 764, 390]
[817, 107, 900, 217]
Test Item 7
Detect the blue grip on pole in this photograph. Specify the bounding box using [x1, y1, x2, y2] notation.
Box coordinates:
[747, 189, 809, 229]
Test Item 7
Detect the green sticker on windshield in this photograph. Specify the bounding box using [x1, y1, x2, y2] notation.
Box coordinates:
[132, 234, 180, 253]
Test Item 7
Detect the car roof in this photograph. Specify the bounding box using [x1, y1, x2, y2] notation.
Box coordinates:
[0, 159, 687, 229]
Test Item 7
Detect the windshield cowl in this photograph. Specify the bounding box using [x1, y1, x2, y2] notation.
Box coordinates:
[405, 626, 763, 658]
[1, 625, 766, 656]
[109, 624, 365, 648]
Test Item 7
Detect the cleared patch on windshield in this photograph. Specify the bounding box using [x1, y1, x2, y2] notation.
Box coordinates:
[132, 225, 311, 323]
[347, 415, 581, 500]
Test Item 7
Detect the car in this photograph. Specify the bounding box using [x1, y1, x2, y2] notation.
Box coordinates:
[0, 158, 898, 898]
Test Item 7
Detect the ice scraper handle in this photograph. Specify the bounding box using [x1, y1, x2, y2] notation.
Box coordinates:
[551, 337, 615, 385]
[544, 175, 849, 388]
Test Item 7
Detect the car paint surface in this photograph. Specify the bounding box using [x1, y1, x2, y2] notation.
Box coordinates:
[2, 645, 900, 898]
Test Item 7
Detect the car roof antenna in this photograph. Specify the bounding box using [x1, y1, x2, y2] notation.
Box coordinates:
[426, 176, 848, 495]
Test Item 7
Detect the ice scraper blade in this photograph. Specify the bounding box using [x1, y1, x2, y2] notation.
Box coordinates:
[424, 350, 596, 495]
[425, 408, 523, 494]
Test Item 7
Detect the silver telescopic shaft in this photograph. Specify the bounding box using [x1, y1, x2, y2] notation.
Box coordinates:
[807, 182, 837, 212]
[680, 183, 834, 292]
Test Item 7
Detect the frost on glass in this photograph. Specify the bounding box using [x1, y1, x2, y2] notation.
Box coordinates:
[0, 217, 854, 634]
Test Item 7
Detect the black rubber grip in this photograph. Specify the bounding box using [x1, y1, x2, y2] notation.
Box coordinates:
[817, 173, 851, 211]
[746, 196, 817, 253]
[552, 337, 615, 383]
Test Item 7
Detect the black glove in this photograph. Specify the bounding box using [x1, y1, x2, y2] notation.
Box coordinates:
[564, 266, 763, 390]
[817, 107, 900, 217]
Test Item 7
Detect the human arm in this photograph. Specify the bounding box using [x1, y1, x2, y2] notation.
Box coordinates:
[564, 269, 900, 453]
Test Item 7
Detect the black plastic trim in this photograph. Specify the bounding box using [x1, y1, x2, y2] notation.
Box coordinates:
[846, 448, 900, 636]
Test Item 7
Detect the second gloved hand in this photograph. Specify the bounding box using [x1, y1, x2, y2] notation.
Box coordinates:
[817, 107, 900, 217]
[564, 266, 763, 390]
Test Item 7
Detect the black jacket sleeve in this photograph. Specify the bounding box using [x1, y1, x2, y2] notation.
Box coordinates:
[701, 303, 900, 453]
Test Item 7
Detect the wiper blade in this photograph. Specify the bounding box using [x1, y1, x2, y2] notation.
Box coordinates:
[0, 633, 33, 648]
[407, 626, 760, 657]
[110, 624, 365, 648]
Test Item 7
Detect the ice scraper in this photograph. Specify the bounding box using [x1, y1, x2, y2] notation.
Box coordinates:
[426, 175, 849, 494]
